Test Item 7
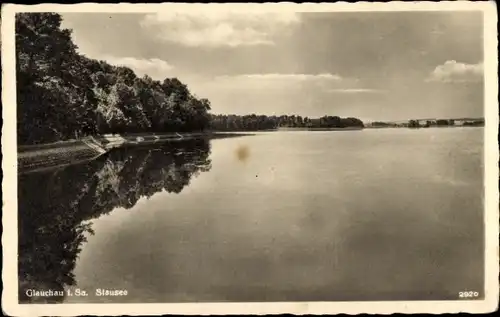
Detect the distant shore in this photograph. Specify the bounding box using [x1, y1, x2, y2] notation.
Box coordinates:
[277, 127, 364, 131]
[366, 118, 484, 129]
[17, 124, 484, 173]
[365, 125, 485, 129]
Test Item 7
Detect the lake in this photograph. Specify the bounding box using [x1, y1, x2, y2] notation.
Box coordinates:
[18, 128, 484, 303]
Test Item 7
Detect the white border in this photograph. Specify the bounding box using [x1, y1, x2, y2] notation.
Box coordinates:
[2, 2, 498, 315]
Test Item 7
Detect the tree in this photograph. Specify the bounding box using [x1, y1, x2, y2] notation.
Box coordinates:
[16, 13, 83, 144]
[16, 13, 214, 144]
[436, 119, 449, 126]
[408, 120, 420, 128]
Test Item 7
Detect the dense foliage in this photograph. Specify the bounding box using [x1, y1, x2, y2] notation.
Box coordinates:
[210, 114, 364, 131]
[16, 13, 365, 145]
[16, 13, 211, 145]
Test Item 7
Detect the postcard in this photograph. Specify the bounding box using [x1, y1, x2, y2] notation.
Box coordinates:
[1, 2, 498, 315]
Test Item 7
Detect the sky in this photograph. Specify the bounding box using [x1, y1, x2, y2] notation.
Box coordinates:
[60, 10, 484, 122]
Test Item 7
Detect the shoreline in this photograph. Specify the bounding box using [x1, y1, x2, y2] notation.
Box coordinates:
[365, 125, 485, 129]
[277, 127, 364, 131]
[17, 126, 484, 174]
[17, 132, 251, 174]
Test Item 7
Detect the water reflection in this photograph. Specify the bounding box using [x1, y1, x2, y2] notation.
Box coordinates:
[18, 139, 212, 303]
[17, 130, 484, 303]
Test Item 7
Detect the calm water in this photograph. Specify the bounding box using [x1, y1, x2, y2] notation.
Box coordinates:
[18, 128, 484, 303]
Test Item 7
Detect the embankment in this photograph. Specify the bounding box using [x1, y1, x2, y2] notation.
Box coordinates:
[18, 132, 250, 174]
[18, 137, 107, 174]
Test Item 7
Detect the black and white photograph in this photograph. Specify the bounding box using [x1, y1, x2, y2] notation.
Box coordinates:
[1, 2, 498, 315]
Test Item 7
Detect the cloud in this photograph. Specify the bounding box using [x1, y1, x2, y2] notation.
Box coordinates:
[140, 11, 301, 47]
[207, 73, 343, 92]
[427, 60, 483, 83]
[191, 73, 345, 99]
[328, 88, 387, 94]
[215, 73, 342, 81]
[102, 56, 175, 80]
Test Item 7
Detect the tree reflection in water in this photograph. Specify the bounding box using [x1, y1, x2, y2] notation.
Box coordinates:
[18, 139, 212, 303]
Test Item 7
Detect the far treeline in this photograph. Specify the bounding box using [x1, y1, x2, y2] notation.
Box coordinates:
[209, 114, 364, 131]
[369, 118, 485, 128]
[16, 13, 365, 146]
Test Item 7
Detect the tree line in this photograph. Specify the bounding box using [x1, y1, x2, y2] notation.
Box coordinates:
[369, 118, 484, 129]
[210, 114, 364, 131]
[16, 13, 212, 145]
[408, 118, 484, 128]
[16, 13, 364, 145]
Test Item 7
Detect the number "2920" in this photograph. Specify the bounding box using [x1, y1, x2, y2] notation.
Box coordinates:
[459, 291, 479, 298]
